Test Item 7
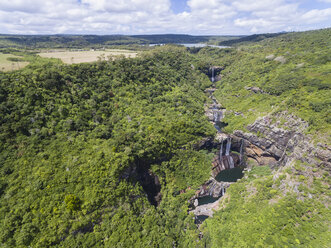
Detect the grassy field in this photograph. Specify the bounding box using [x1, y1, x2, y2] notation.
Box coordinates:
[38, 49, 138, 64]
[0, 53, 29, 71]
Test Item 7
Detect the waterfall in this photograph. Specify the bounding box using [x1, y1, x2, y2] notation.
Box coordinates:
[225, 137, 231, 156]
[213, 111, 218, 122]
[211, 67, 215, 82]
[219, 110, 223, 121]
[209, 183, 216, 196]
[219, 140, 223, 158]
[221, 187, 225, 196]
[239, 139, 244, 164]
[228, 155, 234, 169]
[224, 137, 234, 169]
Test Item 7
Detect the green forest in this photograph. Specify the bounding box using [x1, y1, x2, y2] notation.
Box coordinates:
[0, 29, 330, 247]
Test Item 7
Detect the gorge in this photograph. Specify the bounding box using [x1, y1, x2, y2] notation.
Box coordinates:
[0, 29, 330, 247]
[189, 63, 331, 226]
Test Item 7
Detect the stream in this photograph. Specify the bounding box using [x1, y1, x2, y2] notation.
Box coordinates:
[190, 67, 244, 224]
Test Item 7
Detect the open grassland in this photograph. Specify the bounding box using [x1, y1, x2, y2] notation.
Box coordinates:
[38, 49, 138, 64]
[0, 53, 29, 71]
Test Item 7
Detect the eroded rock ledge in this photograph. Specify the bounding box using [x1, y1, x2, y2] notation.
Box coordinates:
[232, 112, 331, 170]
[189, 178, 232, 217]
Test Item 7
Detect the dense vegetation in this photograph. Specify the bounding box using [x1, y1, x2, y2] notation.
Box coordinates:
[0, 46, 218, 247]
[203, 164, 331, 247]
[0, 28, 330, 247]
[208, 28, 331, 140]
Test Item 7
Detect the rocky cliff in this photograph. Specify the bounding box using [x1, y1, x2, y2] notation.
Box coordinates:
[232, 112, 331, 171]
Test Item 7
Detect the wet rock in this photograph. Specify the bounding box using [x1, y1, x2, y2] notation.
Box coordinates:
[192, 178, 232, 199]
[190, 198, 221, 217]
[215, 133, 228, 142]
[211, 153, 241, 177]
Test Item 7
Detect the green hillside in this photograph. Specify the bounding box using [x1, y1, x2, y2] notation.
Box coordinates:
[199, 28, 331, 247]
[0, 29, 330, 247]
[209, 28, 331, 139]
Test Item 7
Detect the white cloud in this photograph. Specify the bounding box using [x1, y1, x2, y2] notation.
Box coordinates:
[300, 8, 331, 23]
[232, 0, 285, 12]
[81, 0, 171, 13]
[0, 0, 329, 34]
[231, 0, 331, 33]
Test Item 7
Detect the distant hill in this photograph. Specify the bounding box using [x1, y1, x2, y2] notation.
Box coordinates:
[218, 32, 285, 46]
[0, 34, 241, 49]
[132, 34, 210, 44]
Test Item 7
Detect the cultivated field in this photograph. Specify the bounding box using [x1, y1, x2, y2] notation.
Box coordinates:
[38, 49, 138, 64]
[0, 53, 29, 71]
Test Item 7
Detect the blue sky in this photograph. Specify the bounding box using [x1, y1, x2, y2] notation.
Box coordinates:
[170, 0, 189, 13]
[0, 0, 330, 35]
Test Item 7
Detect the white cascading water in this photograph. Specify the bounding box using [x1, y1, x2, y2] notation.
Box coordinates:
[213, 111, 218, 122]
[228, 155, 235, 169]
[219, 110, 223, 121]
[209, 183, 215, 196]
[225, 137, 231, 156]
[221, 187, 225, 196]
[219, 140, 223, 158]
[225, 137, 234, 169]
[211, 67, 215, 83]
[239, 139, 244, 164]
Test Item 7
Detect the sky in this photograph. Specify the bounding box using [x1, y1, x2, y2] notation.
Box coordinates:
[0, 0, 330, 35]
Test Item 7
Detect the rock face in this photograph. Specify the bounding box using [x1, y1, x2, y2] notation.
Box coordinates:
[193, 178, 232, 199]
[233, 112, 331, 170]
[211, 153, 241, 177]
[189, 178, 231, 217]
[190, 198, 221, 217]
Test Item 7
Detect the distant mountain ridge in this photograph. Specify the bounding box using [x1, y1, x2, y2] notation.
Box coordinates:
[0, 34, 242, 48]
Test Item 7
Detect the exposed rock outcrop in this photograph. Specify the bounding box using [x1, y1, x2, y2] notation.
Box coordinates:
[232, 112, 331, 170]
[190, 198, 221, 217]
[274, 56, 286, 63]
[189, 178, 231, 217]
[211, 153, 241, 177]
[265, 54, 275, 60]
[244, 86, 266, 94]
[193, 178, 232, 199]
